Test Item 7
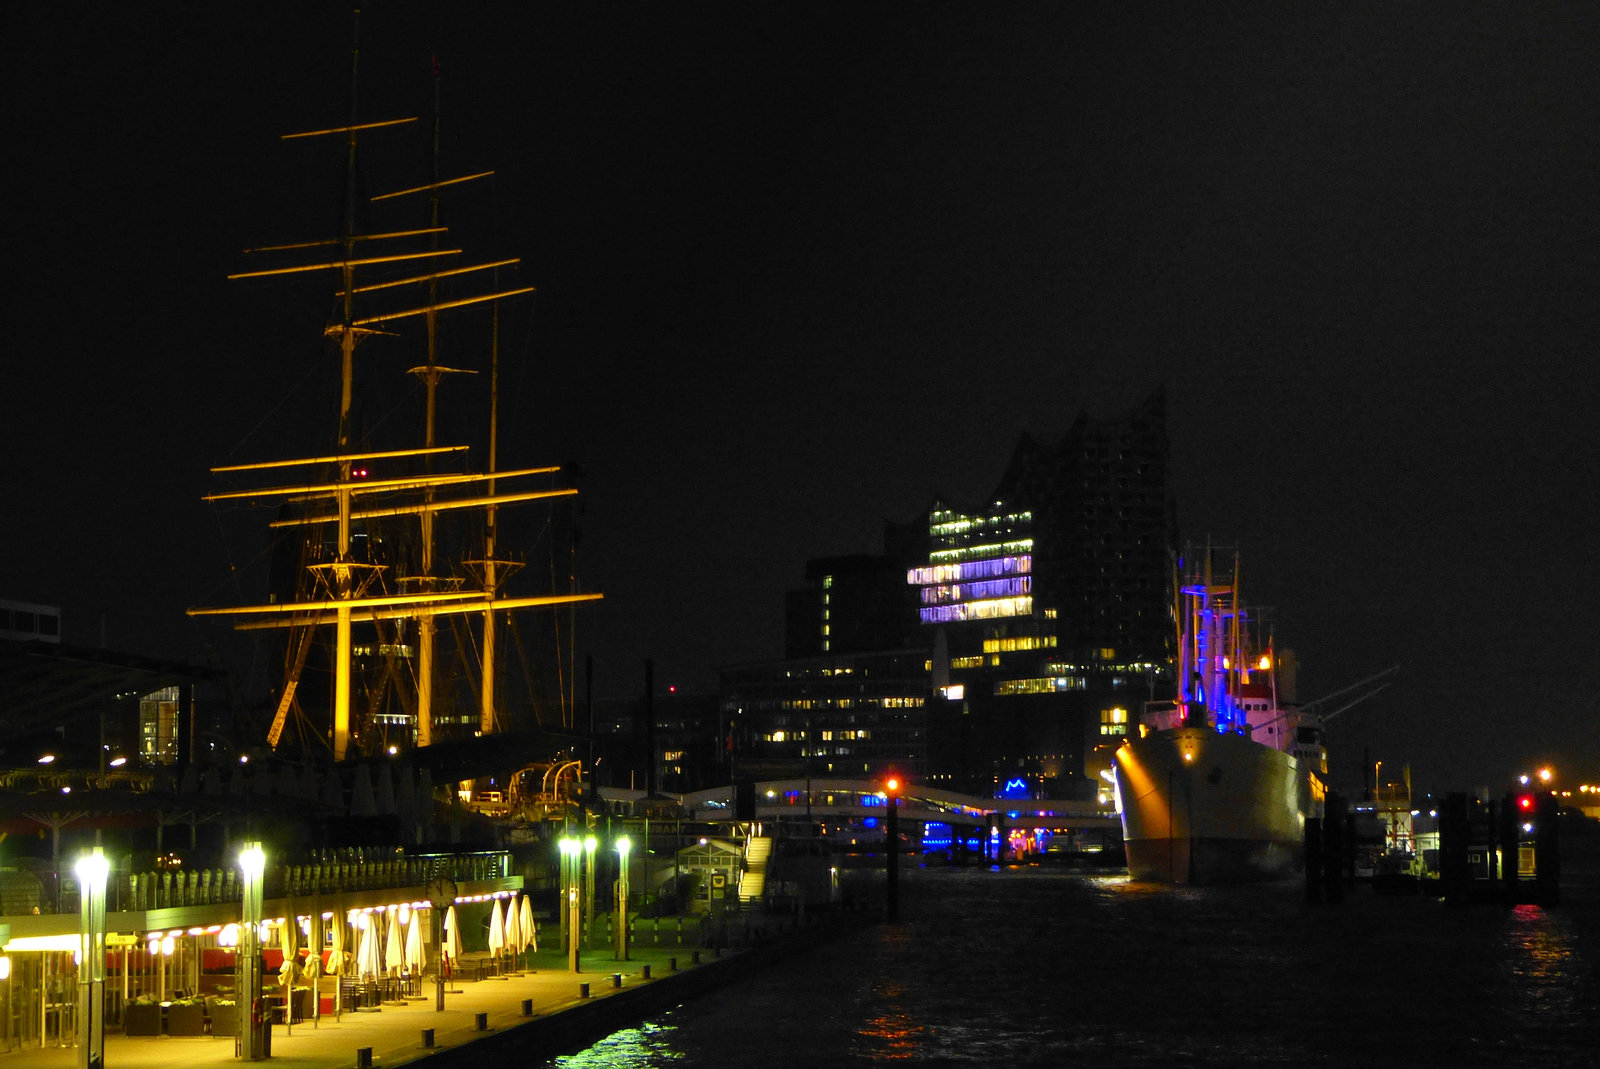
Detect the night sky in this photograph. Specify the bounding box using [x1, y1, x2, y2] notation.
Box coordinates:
[8, 4, 1596, 796]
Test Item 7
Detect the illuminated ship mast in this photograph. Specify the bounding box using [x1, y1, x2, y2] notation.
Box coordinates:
[367, 57, 503, 748]
[190, 18, 600, 759]
[1177, 548, 1248, 734]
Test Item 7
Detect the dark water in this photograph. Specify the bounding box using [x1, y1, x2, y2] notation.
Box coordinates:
[548, 859, 1600, 1067]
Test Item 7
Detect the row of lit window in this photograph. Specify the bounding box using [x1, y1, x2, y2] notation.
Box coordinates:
[747, 729, 881, 742]
[1100, 707, 1129, 736]
[949, 655, 986, 669]
[929, 508, 1031, 533]
[995, 676, 1088, 695]
[1045, 658, 1159, 674]
[929, 539, 1033, 564]
[907, 555, 1031, 585]
[982, 635, 1059, 653]
[353, 644, 414, 658]
[919, 576, 1032, 606]
[778, 696, 921, 710]
[919, 596, 1032, 624]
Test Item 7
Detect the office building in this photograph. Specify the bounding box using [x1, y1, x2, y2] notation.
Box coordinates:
[781, 389, 1176, 799]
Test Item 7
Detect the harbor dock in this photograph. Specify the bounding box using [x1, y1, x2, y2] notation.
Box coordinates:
[0, 912, 860, 1069]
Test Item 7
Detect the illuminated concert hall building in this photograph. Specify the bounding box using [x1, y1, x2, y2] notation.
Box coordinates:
[770, 389, 1177, 799]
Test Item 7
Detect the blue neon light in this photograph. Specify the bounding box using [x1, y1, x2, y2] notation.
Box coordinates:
[1000, 778, 1030, 799]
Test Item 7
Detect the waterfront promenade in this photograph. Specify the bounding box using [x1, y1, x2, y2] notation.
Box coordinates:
[0, 939, 774, 1069]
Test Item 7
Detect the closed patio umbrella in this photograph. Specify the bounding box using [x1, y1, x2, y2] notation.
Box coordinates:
[328, 914, 344, 977]
[385, 910, 404, 977]
[358, 915, 382, 979]
[405, 911, 424, 975]
[520, 893, 536, 955]
[504, 894, 523, 966]
[487, 898, 505, 970]
[443, 905, 461, 970]
[279, 914, 298, 1029]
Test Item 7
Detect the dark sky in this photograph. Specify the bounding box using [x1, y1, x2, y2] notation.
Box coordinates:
[7, 3, 1597, 796]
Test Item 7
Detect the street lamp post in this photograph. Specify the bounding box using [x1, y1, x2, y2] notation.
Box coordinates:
[583, 835, 598, 947]
[884, 778, 900, 923]
[558, 837, 581, 973]
[239, 843, 266, 1061]
[614, 838, 631, 961]
[75, 849, 109, 1069]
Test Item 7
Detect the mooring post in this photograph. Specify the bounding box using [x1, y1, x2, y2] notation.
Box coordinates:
[1440, 792, 1470, 905]
[1322, 793, 1347, 904]
[1304, 816, 1323, 903]
[1535, 792, 1561, 907]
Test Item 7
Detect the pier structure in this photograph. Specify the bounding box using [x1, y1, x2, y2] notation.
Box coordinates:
[605, 778, 1121, 871]
[0, 914, 824, 1069]
[0, 850, 522, 1051]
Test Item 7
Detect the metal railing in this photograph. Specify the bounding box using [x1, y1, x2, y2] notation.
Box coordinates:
[12, 850, 513, 916]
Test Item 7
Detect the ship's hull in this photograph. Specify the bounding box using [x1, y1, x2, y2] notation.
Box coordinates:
[1113, 727, 1315, 884]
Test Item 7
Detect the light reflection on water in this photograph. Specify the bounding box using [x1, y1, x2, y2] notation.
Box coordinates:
[546, 862, 1600, 1068]
[548, 1021, 682, 1068]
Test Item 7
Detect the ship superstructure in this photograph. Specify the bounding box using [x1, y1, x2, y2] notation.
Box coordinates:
[1112, 550, 1324, 882]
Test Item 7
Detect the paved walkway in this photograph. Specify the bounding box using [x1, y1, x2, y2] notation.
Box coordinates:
[2, 943, 735, 1069]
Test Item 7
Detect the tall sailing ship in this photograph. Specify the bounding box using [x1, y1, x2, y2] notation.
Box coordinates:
[190, 39, 600, 763]
[1112, 551, 1324, 883]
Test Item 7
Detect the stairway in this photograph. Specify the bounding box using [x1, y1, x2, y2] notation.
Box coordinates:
[739, 836, 773, 903]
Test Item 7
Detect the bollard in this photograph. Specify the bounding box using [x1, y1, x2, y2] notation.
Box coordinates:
[579, 982, 590, 998]
[356, 1048, 373, 1069]
[1535, 791, 1562, 907]
[474, 1012, 488, 1032]
[611, 973, 622, 989]
[668, 957, 678, 972]
[421, 1029, 435, 1049]
[520, 999, 533, 1017]
[641, 965, 652, 980]
[1304, 816, 1324, 903]
[691, 950, 701, 965]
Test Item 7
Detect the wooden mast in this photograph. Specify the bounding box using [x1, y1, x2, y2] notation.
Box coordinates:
[198, 15, 596, 762]
[332, 10, 364, 762]
[480, 299, 501, 735]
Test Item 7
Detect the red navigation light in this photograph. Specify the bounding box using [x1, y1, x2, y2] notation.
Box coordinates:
[1516, 793, 1536, 812]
